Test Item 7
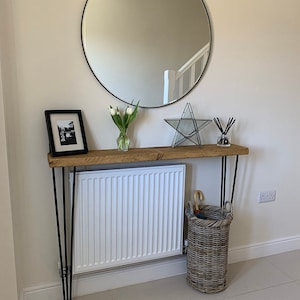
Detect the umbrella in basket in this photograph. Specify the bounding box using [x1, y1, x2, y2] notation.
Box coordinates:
[193, 190, 206, 219]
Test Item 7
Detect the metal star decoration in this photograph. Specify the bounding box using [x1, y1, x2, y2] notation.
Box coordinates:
[164, 103, 211, 147]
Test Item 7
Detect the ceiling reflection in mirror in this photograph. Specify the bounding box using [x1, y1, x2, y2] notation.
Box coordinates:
[81, 0, 212, 108]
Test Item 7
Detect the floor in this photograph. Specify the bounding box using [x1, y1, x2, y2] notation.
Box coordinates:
[75, 250, 300, 300]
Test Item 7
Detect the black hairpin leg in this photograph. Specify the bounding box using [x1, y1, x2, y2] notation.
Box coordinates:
[220, 155, 240, 208]
[52, 168, 66, 300]
[220, 156, 227, 208]
[62, 167, 69, 299]
[69, 166, 76, 300]
[51, 166, 77, 300]
[230, 155, 239, 205]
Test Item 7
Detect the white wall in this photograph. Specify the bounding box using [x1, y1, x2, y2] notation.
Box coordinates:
[0, 0, 19, 299]
[0, 58, 18, 300]
[0, 3, 18, 297]
[1, 0, 300, 297]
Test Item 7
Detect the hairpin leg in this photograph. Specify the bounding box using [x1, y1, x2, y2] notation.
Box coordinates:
[220, 156, 227, 208]
[220, 155, 239, 208]
[52, 168, 67, 300]
[230, 155, 239, 205]
[69, 166, 76, 300]
[51, 166, 77, 300]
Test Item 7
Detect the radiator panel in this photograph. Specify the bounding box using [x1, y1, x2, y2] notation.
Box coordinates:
[71, 165, 186, 274]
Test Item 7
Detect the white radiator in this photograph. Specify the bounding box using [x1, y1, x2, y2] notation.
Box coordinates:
[71, 164, 186, 274]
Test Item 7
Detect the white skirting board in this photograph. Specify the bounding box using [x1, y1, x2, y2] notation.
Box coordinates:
[22, 235, 300, 300]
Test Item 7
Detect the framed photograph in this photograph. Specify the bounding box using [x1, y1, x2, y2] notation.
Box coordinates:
[45, 110, 88, 156]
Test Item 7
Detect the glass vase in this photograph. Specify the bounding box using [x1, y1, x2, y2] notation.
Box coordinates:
[117, 131, 130, 151]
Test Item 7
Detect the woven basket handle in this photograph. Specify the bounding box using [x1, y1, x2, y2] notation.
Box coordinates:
[193, 190, 204, 211]
[224, 201, 233, 215]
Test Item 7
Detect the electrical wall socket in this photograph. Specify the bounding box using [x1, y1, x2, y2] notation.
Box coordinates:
[258, 190, 276, 203]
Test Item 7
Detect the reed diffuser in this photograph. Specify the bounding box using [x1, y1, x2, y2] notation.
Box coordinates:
[213, 117, 236, 147]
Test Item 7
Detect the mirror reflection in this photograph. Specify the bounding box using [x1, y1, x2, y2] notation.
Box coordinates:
[82, 0, 212, 108]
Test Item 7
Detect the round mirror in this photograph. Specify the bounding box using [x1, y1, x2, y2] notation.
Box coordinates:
[81, 0, 212, 108]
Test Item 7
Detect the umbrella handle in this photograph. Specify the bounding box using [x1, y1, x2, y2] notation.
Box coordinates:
[194, 190, 204, 211]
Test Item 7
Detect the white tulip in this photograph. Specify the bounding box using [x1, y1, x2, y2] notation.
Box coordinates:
[109, 107, 116, 116]
[126, 107, 133, 115]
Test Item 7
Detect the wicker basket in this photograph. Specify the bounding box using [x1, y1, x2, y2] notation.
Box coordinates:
[186, 203, 233, 293]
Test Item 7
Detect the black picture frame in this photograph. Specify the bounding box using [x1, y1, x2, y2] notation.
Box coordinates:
[45, 110, 88, 156]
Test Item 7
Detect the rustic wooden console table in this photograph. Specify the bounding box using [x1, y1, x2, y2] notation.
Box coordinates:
[47, 144, 249, 300]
